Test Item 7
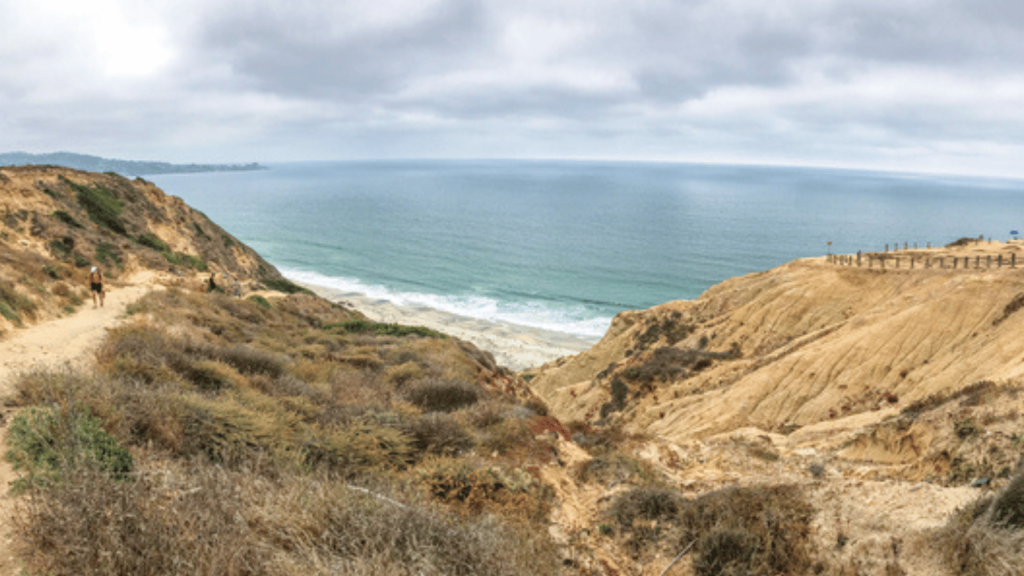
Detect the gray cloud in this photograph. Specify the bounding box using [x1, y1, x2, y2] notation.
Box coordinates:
[1, 0, 1024, 176]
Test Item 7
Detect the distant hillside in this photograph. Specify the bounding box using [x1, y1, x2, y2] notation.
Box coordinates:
[0, 151, 263, 176]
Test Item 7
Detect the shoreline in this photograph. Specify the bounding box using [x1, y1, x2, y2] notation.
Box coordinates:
[294, 281, 598, 371]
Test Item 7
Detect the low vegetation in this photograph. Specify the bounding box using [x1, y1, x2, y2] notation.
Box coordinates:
[65, 177, 127, 235]
[7, 289, 562, 575]
[939, 466, 1024, 575]
[602, 483, 814, 576]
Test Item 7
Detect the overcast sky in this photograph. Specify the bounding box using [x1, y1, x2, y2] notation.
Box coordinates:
[3, 0, 1024, 177]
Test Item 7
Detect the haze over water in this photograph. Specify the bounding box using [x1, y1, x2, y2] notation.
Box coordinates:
[151, 161, 1024, 339]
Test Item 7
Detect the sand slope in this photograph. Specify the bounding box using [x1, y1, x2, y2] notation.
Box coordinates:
[531, 243, 1024, 442]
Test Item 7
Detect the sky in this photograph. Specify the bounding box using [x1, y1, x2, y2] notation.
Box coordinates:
[3, 0, 1024, 178]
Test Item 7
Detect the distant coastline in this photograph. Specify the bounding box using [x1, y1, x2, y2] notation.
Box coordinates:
[0, 151, 264, 176]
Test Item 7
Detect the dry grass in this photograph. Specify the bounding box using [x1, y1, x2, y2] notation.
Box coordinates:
[9, 288, 561, 574]
[938, 471, 1024, 576]
[12, 457, 558, 576]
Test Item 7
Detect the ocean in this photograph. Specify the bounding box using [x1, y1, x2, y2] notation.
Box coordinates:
[150, 160, 1024, 341]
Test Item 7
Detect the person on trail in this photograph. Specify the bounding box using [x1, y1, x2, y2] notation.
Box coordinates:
[89, 266, 105, 308]
[208, 273, 217, 293]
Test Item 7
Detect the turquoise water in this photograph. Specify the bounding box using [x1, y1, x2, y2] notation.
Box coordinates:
[150, 160, 1024, 339]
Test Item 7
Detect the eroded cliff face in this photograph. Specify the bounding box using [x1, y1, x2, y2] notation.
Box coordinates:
[0, 165, 282, 332]
[528, 244, 1024, 443]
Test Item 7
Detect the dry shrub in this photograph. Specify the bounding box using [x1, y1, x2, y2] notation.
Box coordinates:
[301, 419, 413, 474]
[417, 459, 553, 524]
[216, 344, 285, 377]
[692, 529, 761, 576]
[572, 454, 661, 486]
[263, 476, 559, 576]
[679, 484, 814, 576]
[406, 414, 475, 458]
[184, 359, 246, 391]
[478, 418, 537, 458]
[20, 459, 553, 576]
[405, 377, 481, 412]
[13, 461, 266, 576]
[467, 400, 506, 429]
[14, 367, 186, 453]
[607, 486, 686, 527]
[990, 466, 1024, 529]
[529, 415, 571, 440]
[385, 360, 426, 387]
[940, 489, 1024, 576]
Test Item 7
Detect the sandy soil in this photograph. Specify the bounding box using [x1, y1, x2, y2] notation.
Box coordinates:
[298, 282, 596, 371]
[0, 282, 152, 576]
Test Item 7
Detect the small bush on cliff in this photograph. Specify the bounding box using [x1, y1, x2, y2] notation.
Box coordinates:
[66, 178, 126, 235]
[52, 210, 83, 228]
[263, 277, 313, 295]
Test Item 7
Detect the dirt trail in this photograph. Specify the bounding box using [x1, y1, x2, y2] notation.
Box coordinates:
[0, 283, 151, 576]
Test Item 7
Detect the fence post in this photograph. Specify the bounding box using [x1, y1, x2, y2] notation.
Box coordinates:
[895, 257, 900, 268]
[885, 244, 889, 253]
[966, 256, 970, 269]
[857, 251, 862, 266]
[904, 242, 908, 250]
[987, 255, 992, 268]
[1013, 253, 1017, 268]
[999, 254, 1003, 268]
[975, 256, 980, 268]
[910, 258, 915, 269]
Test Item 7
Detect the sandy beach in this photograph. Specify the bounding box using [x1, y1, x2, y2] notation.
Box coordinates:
[295, 281, 596, 371]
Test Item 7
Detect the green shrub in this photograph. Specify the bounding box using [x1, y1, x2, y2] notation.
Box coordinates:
[52, 210, 83, 228]
[406, 378, 481, 412]
[327, 319, 446, 339]
[0, 298, 18, 322]
[263, 277, 313, 295]
[192, 222, 209, 239]
[73, 251, 91, 268]
[0, 283, 35, 322]
[180, 253, 208, 271]
[325, 317, 442, 336]
[95, 242, 122, 269]
[67, 178, 126, 235]
[137, 232, 169, 252]
[248, 294, 271, 309]
[49, 238, 71, 256]
[222, 235, 234, 248]
[5, 404, 133, 489]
